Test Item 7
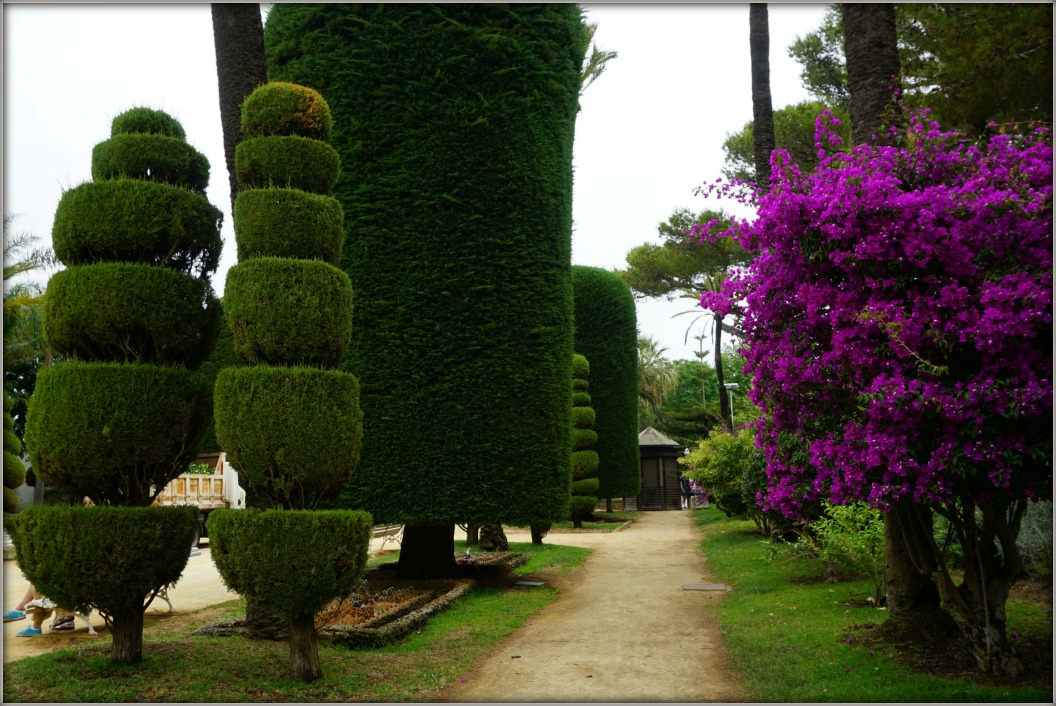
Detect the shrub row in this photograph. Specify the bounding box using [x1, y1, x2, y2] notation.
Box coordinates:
[43, 263, 220, 369]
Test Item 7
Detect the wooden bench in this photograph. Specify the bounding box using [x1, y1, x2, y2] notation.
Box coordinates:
[370, 524, 404, 555]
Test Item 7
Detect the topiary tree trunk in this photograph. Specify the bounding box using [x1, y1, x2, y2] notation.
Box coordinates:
[209, 81, 368, 683]
[16, 108, 220, 664]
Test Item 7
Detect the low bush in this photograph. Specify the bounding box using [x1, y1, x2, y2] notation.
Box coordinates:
[214, 366, 362, 509]
[43, 263, 220, 368]
[808, 502, 886, 603]
[235, 136, 340, 195]
[1018, 500, 1052, 578]
[52, 179, 222, 276]
[7, 504, 197, 617]
[110, 107, 186, 138]
[241, 82, 334, 143]
[234, 188, 344, 265]
[92, 133, 210, 194]
[224, 257, 353, 368]
[208, 508, 372, 618]
[26, 362, 210, 506]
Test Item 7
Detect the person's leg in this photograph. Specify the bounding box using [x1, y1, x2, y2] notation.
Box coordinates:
[4, 586, 36, 621]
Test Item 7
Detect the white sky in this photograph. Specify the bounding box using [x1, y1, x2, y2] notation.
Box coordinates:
[3, 2, 831, 363]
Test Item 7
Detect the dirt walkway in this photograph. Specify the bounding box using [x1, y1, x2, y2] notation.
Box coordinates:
[442, 511, 745, 703]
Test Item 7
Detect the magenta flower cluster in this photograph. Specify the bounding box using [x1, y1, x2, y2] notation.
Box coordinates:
[691, 112, 1052, 517]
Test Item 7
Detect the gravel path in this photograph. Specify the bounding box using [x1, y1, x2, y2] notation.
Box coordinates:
[442, 511, 745, 703]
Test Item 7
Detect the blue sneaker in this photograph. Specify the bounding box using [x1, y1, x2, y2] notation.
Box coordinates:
[3, 609, 25, 622]
[16, 626, 41, 637]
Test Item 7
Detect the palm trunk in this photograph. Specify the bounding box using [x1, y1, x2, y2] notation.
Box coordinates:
[109, 611, 145, 664]
[749, 3, 775, 195]
[397, 523, 457, 579]
[842, 4, 901, 147]
[714, 318, 728, 427]
[287, 612, 322, 683]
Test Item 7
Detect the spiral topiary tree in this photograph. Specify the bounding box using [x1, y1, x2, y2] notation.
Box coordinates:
[3, 390, 26, 517]
[570, 354, 600, 528]
[209, 81, 371, 683]
[572, 266, 640, 508]
[263, 4, 586, 579]
[12, 107, 218, 664]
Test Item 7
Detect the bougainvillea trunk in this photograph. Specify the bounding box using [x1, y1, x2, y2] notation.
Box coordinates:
[883, 499, 942, 623]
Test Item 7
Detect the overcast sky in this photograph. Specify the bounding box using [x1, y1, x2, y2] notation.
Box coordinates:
[3, 2, 831, 363]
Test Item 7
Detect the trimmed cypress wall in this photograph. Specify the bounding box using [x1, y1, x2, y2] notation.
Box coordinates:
[263, 5, 587, 526]
[572, 266, 640, 500]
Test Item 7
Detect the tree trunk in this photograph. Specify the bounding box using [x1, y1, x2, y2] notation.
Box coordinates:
[714, 318, 729, 427]
[883, 498, 943, 624]
[109, 611, 145, 664]
[465, 523, 479, 547]
[605, 498, 613, 513]
[396, 523, 457, 579]
[529, 523, 549, 545]
[211, 3, 268, 212]
[749, 3, 775, 195]
[842, 4, 901, 147]
[287, 612, 322, 683]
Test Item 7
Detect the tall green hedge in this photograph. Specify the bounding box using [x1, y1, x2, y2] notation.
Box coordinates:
[572, 266, 640, 500]
[264, 3, 587, 528]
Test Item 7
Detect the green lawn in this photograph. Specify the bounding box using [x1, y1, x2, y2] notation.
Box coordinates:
[696, 508, 1052, 703]
[1, 541, 592, 703]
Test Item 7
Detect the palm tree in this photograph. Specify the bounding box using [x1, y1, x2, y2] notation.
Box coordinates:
[3, 214, 56, 371]
[579, 21, 618, 110]
[750, 4, 775, 194]
[637, 336, 678, 425]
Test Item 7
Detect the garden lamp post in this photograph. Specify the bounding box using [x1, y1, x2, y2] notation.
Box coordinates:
[723, 382, 739, 429]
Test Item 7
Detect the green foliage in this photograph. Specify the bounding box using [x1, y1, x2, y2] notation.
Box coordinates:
[192, 303, 238, 454]
[571, 428, 597, 451]
[42, 263, 220, 369]
[721, 101, 851, 184]
[223, 257, 353, 368]
[571, 266, 639, 499]
[233, 188, 344, 265]
[265, 5, 585, 526]
[571, 353, 590, 378]
[214, 366, 362, 509]
[568, 495, 598, 518]
[52, 178, 222, 276]
[570, 406, 595, 429]
[571, 450, 599, 480]
[3, 486, 17, 515]
[208, 508, 372, 618]
[807, 502, 886, 603]
[25, 362, 210, 506]
[572, 391, 591, 406]
[235, 136, 340, 195]
[184, 462, 215, 475]
[570, 477, 600, 496]
[92, 133, 210, 194]
[7, 504, 197, 617]
[1017, 500, 1052, 579]
[110, 107, 186, 139]
[241, 82, 334, 143]
[4, 390, 26, 505]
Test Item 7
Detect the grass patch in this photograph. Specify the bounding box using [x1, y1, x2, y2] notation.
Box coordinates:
[695, 508, 1053, 703]
[1, 543, 591, 702]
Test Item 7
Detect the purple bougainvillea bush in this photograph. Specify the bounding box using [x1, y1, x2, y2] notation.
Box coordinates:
[693, 111, 1052, 676]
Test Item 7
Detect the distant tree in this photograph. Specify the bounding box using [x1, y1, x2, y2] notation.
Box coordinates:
[636, 336, 678, 426]
[569, 354, 600, 528]
[264, 4, 586, 579]
[211, 3, 268, 212]
[14, 107, 220, 664]
[721, 101, 851, 184]
[749, 4, 774, 194]
[209, 82, 369, 683]
[572, 266, 640, 508]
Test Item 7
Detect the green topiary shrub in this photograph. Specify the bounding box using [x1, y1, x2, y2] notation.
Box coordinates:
[4, 391, 26, 514]
[223, 258, 353, 368]
[572, 428, 598, 451]
[241, 82, 334, 143]
[571, 406, 596, 429]
[264, 6, 585, 552]
[92, 134, 210, 194]
[572, 266, 640, 501]
[570, 478, 600, 496]
[7, 504, 197, 619]
[43, 263, 220, 368]
[208, 508, 372, 617]
[569, 353, 599, 526]
[110, 107, 187, 139]
[234, 188, 344, 265]
[52, 179, 222, 276]
[194, 302, 239, 454]
[572, 450, 600, 481]
[572, 391, 592, 407]
[214, 366, 362, 510]
[235, 136, 340, 195]
[26, 362, 210, 507]
[569, 495, 598, 518]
